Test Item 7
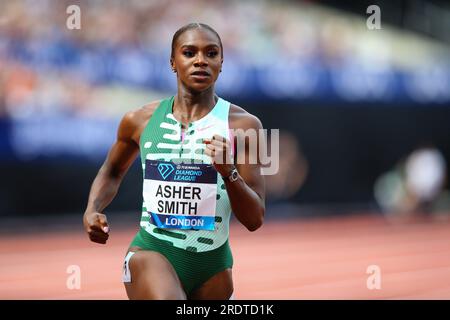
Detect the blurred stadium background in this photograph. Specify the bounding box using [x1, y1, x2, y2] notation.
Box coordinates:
[1, 0, 450, 299]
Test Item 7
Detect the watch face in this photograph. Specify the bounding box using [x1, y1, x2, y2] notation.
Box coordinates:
[230, 169, 238, 181]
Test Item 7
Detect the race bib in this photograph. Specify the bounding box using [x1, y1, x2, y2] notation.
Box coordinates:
[143, 160, 218, 230]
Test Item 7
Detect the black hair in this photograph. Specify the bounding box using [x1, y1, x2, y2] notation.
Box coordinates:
[170, 23, 223, 59]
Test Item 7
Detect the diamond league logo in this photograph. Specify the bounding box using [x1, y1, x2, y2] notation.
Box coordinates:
[157, 163, 175, 180]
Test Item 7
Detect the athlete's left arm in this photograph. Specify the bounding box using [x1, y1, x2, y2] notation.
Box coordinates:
[205, 112, 266, 231]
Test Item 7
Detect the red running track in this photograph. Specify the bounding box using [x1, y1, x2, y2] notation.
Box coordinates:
[1, 214, 450, 299]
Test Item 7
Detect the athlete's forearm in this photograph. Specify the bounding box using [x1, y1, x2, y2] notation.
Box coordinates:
[85, 164, 123, 214]
[224, 175, 264, 231]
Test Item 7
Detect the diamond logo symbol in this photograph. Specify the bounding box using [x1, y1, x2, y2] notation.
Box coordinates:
[157, 163, 175, 180]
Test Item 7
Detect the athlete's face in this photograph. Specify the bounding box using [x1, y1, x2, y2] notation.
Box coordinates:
[171, 28, 223, 92]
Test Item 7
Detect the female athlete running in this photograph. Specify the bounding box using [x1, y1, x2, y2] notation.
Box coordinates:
[83, 23, 265, 300]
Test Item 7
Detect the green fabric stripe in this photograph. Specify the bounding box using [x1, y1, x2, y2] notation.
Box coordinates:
[180, 148, 192, 154]
[197, 237, 214, 245]
[153, 228, 187, 240]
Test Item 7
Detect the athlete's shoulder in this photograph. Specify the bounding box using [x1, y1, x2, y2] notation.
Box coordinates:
[228, 103, 263, 131]
[123, 100, 162, 126]
[118, 99, 163, 143]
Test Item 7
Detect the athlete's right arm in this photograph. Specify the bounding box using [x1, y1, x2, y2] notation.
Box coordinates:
[83, 110, 142, 244]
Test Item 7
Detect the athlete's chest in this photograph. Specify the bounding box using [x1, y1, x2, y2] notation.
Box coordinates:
[143, 115, 228, 159]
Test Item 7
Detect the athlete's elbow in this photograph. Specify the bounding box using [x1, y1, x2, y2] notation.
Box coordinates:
[248, 218, 263, 232]
[247, 209, 264, 232]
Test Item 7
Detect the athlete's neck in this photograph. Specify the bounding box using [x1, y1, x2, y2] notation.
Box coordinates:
[173, 87, 217, 126]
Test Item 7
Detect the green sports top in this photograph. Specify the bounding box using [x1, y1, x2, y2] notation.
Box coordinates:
[139, 96, 232, 253]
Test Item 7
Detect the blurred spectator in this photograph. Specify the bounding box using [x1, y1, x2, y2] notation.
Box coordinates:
[265, 131, 308, 202]
[374, 145, 450, 221]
